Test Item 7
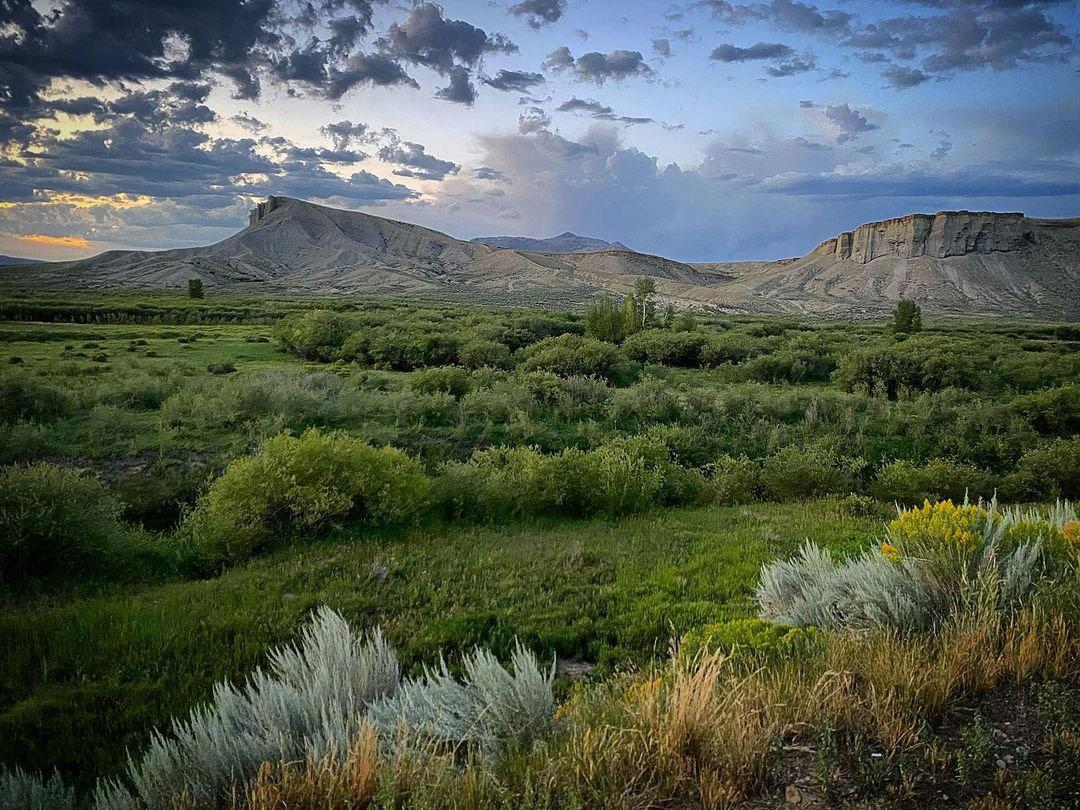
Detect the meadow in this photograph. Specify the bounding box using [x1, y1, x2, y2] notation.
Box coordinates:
[1, 290, 1078, 808]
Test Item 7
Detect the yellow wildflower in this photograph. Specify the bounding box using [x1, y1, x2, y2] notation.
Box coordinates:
[887, 499, 987, 555]
[880, 542, 899, 561]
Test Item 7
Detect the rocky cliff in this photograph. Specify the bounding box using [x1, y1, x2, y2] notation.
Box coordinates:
[811, 211, 1037, 263]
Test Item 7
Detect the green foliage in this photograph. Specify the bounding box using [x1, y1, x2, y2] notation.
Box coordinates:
[704, 455, 762, 505]
[891, 298, 922, 334]
[517, 334, 636, 384]
[584, 296, 630, 343]
[872, 458, 996, 505]
[458, 338, 511, 369]
[273, 310, 356, 361]
[187, 429, 430, 565]
[0, 371, 71, 425]
[761, 443, 864, 500]
[956, 714, 993, 786]
[0, 463, 126, 581]
[1007, 437, 1080, 500]
[410, 366, 473, 398]
[622, 329, 712, 367]
[187, 279, 204, 300]
[680, 617, 822, 662]
[436, 435, 701, 521]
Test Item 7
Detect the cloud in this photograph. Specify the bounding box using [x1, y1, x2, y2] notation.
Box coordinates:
[824, 103, 880, 143]
[325, 53, 418, 99]
[509, 0, 566, 29]
[653, 38, 672, 58]
[319, 120, 370, 150]
[556, 98, 613, 115]
[767, 56, 816, 76]
[710, 42, 794, 62]
[482, 69, 546, 92]
[882, 65, 932, 88]
[543, 46, 654, 83]
[473, 166, 511, 182]
[380, 3, 516, 75]
[5, 232, 94, 249]
[434, 66, 477, 105]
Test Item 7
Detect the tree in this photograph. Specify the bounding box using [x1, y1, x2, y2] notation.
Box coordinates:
[632, 277, 656, 330]
[188, 278, 204, 299]
[585, 296, 628, 343]
[892, 299, 922, 335]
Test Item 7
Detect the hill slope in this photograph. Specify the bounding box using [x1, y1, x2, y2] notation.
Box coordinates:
[0, 255, 44, 266]
[471, 232, 629, 253]
[3, 198, 1077, 318]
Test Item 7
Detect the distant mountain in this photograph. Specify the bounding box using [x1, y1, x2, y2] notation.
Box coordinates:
[471, 232, 629, 254]
[3, 197, 1077, 319]
[0, 255, 44, 266]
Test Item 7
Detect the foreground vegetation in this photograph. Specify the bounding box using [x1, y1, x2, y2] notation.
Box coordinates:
[1, 290, 1078, 806]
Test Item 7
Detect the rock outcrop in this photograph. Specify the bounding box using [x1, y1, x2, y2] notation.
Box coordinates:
[811, 211, 1034, 263]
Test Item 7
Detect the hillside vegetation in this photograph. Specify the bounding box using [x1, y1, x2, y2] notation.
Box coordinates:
[0, 291, 1077, 808]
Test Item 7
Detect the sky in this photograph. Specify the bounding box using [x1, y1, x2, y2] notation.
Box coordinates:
[0, 0, 1078, 263]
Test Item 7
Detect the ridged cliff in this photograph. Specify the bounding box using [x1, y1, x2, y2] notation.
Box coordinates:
[811, 211, 1038, 263]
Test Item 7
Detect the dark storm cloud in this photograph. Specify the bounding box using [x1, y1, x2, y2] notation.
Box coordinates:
[824, 103, 879, 143]
[380, 2, 516, 75]
[0, 0, 277, 107]
[482, 69, 546, 92]
[509, 0, 566, 29]
[542, 47, 654, 83]
[710, 42, 794, 62]
[379, 139, 461, 180]
[434, 66, 477, 105]
[325, 53, 418, 99]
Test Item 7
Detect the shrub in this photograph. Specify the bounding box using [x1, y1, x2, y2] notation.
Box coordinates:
[1007, 437, 1080, 500]
[366, 640, 555, 762]
[704, 455, 761, 505]
[622, 330, 711, 367]
[758, 500, 1063, 633]
[410, 366, 472, 398]
[0, 463, 126, 581]
[187, 429, 430, 564]
[0, 766, 74, 810]
[99, 608, 400, 808]
[517, 334, 636, 385]
[761, 443, 864, 500]
[187, 278, 204, 299]
[0, 371, 71, 424]
[741, 349, 836, 384]
[274, 310, 357, 361]
[458, 339, 511, 369]
[872, 458, 996, 505]
[206, 362, 236, 375]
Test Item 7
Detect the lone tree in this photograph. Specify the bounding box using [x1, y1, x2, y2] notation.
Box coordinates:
[188, 278, 204, 299]
[633, 277, 657, 330]
[584, 296, 627, 343]
[892, 298, 921, 334]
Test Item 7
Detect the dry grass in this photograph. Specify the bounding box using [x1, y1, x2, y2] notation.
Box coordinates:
[225, 606, 1078, 810]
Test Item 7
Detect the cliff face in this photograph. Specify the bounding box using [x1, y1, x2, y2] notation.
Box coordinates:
[248, 195, 282, 226]
[812, 211, 1034, 264]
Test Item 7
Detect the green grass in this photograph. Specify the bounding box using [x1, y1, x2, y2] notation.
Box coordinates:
[0, 499, 880, 789]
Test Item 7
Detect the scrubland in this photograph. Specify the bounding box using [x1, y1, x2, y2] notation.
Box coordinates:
[1, 291, 1077, 808]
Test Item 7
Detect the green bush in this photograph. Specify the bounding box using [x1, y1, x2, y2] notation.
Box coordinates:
[274, 310, 357, 361]
[1005, 437, 1080, 500]
[681, 617, 822, 663]
[622, 330, 711, 367]
[187, 429, 431, 565]
[0, 463, 126, 581]
[0, 371, 72, 425]
[435, 436, 700, 521]
[458, 339, 511, 369]
[517, 335, 636, 385]
[410, 366, 473, 398]
[872, 458, 997, 505]
[761, 443, 864, 500]
[704, 455, 762, 505]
